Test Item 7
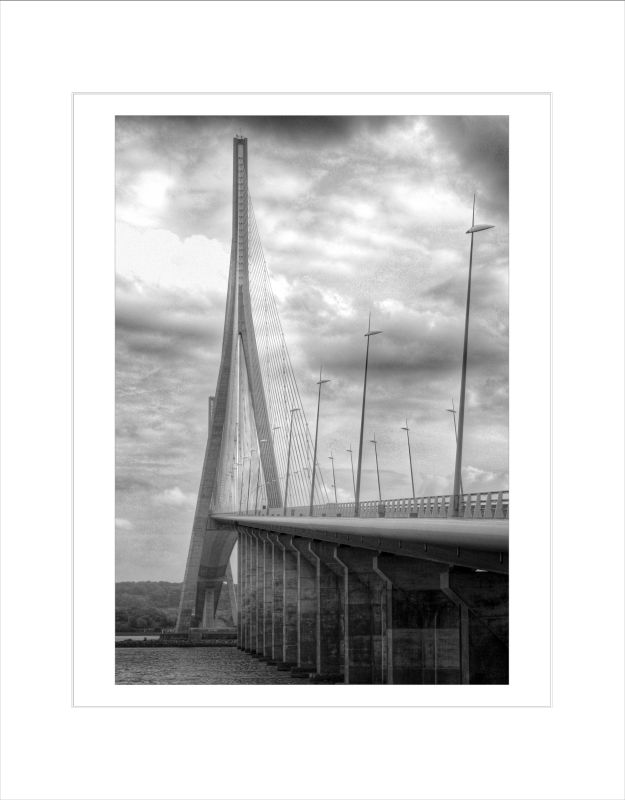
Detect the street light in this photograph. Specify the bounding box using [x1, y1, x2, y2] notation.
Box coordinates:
[309, 367, 331, 515]
[328, 452, 338, 504]
[355, 314, 383, 516]
[283, 407, 300, 516]
[369, 433, 383, 502]
[254, 440, 267, 514]
[446, 399, 464, 496]
[452, 195, 494, 516]
[400, 419, 416, 507]
[346, 444, 356, 501]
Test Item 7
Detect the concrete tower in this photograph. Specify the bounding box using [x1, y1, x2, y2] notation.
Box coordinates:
[175, 137, 282, 632]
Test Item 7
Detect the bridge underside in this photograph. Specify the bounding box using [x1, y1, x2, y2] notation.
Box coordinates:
[218, 516, 508, 685]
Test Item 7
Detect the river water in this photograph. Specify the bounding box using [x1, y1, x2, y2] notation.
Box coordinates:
[115, 647, 301, 684]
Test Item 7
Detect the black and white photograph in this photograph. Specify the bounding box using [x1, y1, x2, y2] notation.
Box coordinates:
[115, 115, 509, 684]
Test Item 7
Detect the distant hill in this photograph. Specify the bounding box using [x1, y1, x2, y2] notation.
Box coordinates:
[115, 581, 181, 632]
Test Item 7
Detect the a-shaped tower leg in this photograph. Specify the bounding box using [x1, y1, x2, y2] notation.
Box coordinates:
[176, 137, 282, 632]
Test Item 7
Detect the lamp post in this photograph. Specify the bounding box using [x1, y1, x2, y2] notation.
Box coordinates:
[452, 195, 494, 516]
[309, 367, 331, 515]
[369, 433, 383, 502]
[346, 444, 356, 501]
[355, 315, 383, 516]
[283, 407, 300, 516]
[328, 452, 338, 504]
[446, 399, 464, 496]
[400, 419, 416, 507]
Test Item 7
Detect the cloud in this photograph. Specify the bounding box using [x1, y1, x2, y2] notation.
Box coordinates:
[117, 170, 174, 227]
[116, 222, 229, 291]
[155, 487, 196, 507]
[115, 518, 134, 531]
[427, 116, 509, 219]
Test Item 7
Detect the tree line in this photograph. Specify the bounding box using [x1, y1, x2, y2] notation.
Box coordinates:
[115, 581, 181, 632]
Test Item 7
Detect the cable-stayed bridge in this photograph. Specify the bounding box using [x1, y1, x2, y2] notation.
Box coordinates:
[174, 136, 509, 684]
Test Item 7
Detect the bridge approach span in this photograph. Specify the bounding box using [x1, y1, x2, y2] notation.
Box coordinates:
[212, 514, 508, 575]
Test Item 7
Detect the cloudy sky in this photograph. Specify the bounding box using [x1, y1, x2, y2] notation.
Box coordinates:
[115, 115, 508, 581]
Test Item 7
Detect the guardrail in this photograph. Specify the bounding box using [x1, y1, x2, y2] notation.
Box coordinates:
[230, 490, 509, 520]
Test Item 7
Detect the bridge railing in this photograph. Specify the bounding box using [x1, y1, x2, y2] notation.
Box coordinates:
[239, 490, 509, 520]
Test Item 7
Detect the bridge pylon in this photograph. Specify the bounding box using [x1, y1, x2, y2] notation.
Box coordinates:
[175, 137, 282, 632]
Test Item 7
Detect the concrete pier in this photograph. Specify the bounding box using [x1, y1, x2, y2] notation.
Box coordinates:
[261, 533, 272, 659]
[229, 518, 509, 684]
[334, 547, 385, 684]
[309, 541, 343, 679]
[292, 538, 317, 673]
[281, 536, 298, 667]
[269, 534, 284, 663]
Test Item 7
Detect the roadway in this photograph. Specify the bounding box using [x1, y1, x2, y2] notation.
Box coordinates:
[211, 514, 509, 574]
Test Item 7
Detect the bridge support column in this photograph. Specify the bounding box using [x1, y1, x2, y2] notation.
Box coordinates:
[245, 531, 257, 653]
[268, 534, 284, 664]
[237, 531, 245, 649]
[309, 541, 344, 681]
[334, 546, 385, 684]
[254, 531, 265, 655]
[241, 532, 252, 651]
[440, 568, 509, 684]
[248, 531, 259, 653]
[292, 538, 317, 674]
[245, 531, 254, 652]
[201, 587, 216, 628]
[260, 533, 273, 660]
[273, 534, 297, 668]
[373, 555, 460, 684]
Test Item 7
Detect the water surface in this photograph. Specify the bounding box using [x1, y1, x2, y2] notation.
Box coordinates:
[116, 646, 301, 684]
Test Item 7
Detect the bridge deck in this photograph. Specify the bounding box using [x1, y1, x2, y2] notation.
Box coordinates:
[212, 514, 508, 574]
